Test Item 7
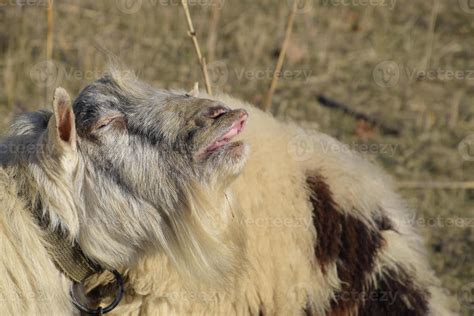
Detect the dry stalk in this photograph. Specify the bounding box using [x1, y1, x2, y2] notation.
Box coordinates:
[181, 0, 213, 95]
[262, 0, 299, 112]
[46, 0, 54, 60]
[46, 0, 54, 103]
[206, 0, 221, 63]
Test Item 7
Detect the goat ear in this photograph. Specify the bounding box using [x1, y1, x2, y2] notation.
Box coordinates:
[50, 87, 76, 151]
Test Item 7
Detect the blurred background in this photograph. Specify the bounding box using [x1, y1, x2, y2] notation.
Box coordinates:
[0, 0, 473, 314]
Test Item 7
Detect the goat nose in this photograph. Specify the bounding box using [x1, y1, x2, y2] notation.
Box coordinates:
[205, 105, 230, 119]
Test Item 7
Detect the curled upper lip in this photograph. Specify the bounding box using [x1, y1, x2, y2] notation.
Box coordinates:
[197, 109, 248, 156]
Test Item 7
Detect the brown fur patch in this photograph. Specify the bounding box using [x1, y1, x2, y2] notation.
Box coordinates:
[306, 175, 343, 270]
[358, 268, 430, 315]
[307, 174, 384, 314]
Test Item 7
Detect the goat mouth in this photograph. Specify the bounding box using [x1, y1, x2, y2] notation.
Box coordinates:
[201, 112, 248, 156]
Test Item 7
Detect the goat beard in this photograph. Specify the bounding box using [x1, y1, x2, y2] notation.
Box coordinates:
[156, 180, 247, 290]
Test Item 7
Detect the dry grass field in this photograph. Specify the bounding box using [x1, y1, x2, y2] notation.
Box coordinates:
[0, 0, 473, 314]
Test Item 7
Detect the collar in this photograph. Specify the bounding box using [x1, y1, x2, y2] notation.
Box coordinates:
[24, 195, 103, 284]
[41, 226, 102, 284]
[34, 204, 125, 314]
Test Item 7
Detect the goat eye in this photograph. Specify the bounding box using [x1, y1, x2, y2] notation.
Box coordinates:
[95, 117, 116, 130]
[96, 120, 113, 130]
[97, 122, 109, 129]
[94, 116, 126, 132]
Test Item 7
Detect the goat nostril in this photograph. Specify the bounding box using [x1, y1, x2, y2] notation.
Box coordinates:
[239, 111, 248, 119]
[207, 106, 229, 119]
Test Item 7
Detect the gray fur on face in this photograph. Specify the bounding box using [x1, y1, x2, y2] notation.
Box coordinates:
[2, 71, 249, 287]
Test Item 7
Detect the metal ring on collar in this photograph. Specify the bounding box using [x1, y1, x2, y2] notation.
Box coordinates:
[70, 270, 124, 315]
